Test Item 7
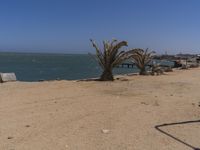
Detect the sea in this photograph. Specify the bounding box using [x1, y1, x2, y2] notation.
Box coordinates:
[0, 52, 174, 81]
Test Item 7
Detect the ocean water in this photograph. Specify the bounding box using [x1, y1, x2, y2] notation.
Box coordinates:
[0, 52, 140, 81]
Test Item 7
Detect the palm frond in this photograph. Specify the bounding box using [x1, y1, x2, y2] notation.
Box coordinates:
[90, 39, 105, 69]
[110, 41, 128, 58]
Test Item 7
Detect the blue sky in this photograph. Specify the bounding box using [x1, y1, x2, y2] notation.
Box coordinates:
[0, 0, 200, 54]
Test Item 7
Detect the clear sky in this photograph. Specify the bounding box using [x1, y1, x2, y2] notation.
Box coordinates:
[0, 0, 200, 54]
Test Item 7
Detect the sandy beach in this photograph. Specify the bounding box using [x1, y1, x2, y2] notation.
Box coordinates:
[0, 68, 200, 150]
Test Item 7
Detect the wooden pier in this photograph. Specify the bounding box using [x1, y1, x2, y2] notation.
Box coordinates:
[117, 63, 172, 68]
[117, 63, 135, 68]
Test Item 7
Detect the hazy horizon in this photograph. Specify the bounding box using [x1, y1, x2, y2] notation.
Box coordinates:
[0, 0, 200, 54]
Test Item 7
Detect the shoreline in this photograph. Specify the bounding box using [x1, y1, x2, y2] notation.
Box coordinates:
[3, 67, 186, 83]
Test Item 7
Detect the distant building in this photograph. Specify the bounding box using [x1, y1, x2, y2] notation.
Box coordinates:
[197, 55, 200, 63]
[175, 53, 197, 59]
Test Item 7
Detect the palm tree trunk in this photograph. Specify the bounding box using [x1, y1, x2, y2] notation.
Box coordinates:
[139, 67, 146, 75]
[100, 68, 114, 81]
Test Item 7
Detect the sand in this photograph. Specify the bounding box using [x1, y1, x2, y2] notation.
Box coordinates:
[0, 68, 200, 150]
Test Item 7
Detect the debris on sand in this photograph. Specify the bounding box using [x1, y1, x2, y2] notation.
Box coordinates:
[7, 136, 14, 140]
[102, 129, 110, 134]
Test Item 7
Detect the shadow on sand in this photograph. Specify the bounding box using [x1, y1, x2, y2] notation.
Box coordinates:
[155, 119, 200, 150]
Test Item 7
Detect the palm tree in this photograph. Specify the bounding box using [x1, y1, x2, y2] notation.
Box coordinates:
[90, 39, 130, 81]
[130, 48, 155, 75]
